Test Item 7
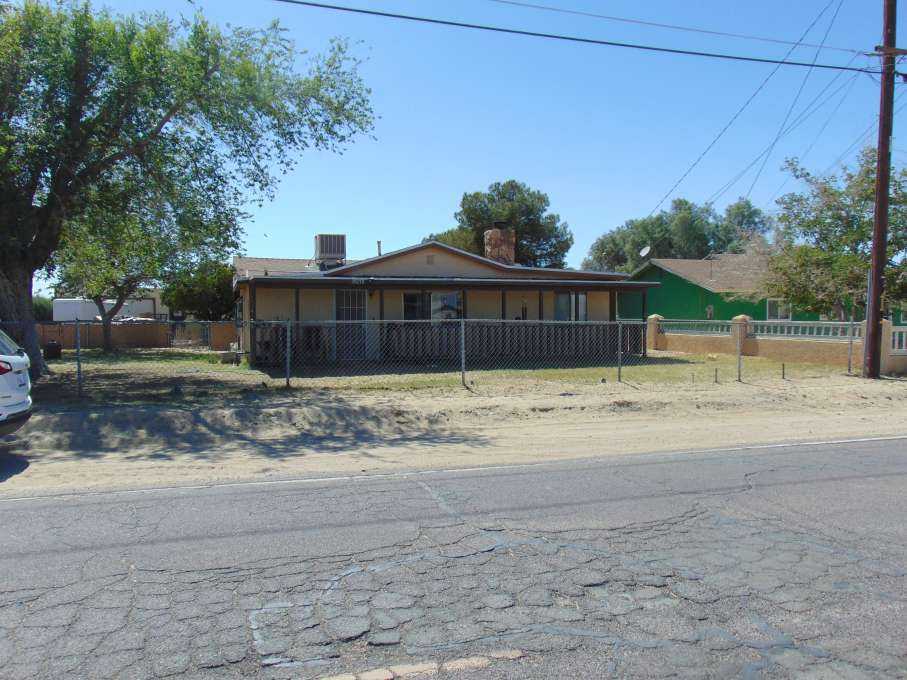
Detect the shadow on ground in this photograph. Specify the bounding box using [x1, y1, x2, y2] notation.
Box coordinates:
[0, 448, 29, 483]
[12, 389, 487, 464]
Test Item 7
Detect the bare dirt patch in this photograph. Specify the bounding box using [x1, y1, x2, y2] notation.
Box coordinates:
[3, 372, 905, 496]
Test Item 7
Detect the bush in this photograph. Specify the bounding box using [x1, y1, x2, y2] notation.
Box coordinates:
[33, 295, 53, 321]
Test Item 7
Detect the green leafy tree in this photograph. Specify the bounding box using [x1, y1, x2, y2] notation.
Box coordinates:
[425, 226, 477, 253]
[54, 167, 241, 349]
[714, 197, 771, 252]
[162, 260, 236, 321]
[430, 180, 574, 267]
[764, 149, 907, 319]
[32, 295, 52, 321]
[0, 2, 373, 374]
[583, 198, 769, 272]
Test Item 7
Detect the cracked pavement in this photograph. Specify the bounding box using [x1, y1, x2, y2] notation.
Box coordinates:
[1, 438, 906, 678]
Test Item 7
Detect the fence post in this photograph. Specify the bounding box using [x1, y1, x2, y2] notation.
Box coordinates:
[847, 313, 855, 375]
[75, 322, 83, 398]
[617, 321, 623, 382]
[731, 315, 751, 383]
[460, 318, 467, 387]
[285, 320, 292, 388]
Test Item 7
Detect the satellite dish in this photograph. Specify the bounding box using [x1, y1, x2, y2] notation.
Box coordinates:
[639, 245, 651, 258]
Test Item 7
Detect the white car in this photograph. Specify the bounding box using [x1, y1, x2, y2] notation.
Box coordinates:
[0, 329, 32, 436]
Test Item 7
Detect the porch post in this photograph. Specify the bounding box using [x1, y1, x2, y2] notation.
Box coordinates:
[461, 289, 467, 319]
[538, 290, 543, 320]
[608, 290, 617, 322]
[250, 282, 257, 365]
[501, 290, 507, 320]
[574, 291, 579, 322]
[294, 288, 300, 321]
[379, 289, 385, 320]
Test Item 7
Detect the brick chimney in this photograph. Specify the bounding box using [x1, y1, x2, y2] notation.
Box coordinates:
[483, 226, 516, 265]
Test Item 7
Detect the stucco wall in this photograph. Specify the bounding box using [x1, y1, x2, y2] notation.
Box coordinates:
[348, 246, 502, 278]
[255, 289, 295, 320]
[587, 291, 611, 321]
[467, 290, 502, 319]
[300, 290, 334, 321]
[646, 316, 907, 374]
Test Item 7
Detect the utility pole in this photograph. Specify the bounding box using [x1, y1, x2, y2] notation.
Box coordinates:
[865, 0, 898, 378]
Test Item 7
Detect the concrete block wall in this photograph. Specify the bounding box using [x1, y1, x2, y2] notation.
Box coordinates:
[647, 315, 903, 375]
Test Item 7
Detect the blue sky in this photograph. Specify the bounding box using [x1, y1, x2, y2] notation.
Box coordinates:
[61, 1, 907, 272]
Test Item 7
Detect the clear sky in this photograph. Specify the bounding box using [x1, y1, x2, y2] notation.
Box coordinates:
[52, 1, 907, 274]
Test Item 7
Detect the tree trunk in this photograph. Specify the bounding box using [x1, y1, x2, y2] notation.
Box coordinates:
[94, 294, 129, 353]
[0, 258, 45, 379]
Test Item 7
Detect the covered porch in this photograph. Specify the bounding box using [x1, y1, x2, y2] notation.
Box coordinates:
[239, 276, 656, 369]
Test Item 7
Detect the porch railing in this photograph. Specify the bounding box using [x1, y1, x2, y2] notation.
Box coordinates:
[749, 320, 862, 340]
[659, 320, 733, 335]
[250, 319, 647, 371]
[893, 326, 907, 355]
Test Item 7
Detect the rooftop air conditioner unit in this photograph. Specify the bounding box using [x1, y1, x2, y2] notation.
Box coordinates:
[314, 234, 347, 268]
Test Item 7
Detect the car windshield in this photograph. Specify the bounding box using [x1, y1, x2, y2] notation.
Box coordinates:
[0, 329, 22, 356]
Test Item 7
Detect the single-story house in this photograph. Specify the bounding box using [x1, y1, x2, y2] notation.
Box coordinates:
[619, 252, 822, 322]
[233, 230, 658, 368]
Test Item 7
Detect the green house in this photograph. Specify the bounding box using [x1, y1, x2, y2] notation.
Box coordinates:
[618, 253, 819, 321]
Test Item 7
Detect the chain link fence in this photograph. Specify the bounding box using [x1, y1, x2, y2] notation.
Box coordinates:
[0, 317, 856, 405]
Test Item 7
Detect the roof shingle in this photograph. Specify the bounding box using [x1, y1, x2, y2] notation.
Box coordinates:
[649, 251, 768, 293]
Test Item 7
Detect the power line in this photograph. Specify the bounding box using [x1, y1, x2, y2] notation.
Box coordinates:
[745, 0, 845, 199]
[647, 0, 840, 216]
[483, 0, 864, 56]
[820, 96, 907, 175]
[272, 0, 881, 75]
[707, 70, 871, 204]
[764, 68, 860, 205]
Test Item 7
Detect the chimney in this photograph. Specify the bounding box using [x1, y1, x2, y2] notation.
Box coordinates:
[483, 225, 516, 265]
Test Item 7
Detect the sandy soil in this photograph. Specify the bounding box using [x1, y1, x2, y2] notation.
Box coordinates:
[2, 374, 905, 496]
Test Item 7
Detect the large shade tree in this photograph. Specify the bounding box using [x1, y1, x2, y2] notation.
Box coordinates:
[763, 149, 907, 319]
[0, 2, 373, 375]
[53, 166, 241, 349]
[161, 259, 237, 322]
[429, 180, 574, 268]
[582, 198, 770, 273]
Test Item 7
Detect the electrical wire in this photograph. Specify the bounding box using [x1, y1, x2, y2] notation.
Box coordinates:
[707, 71, 873, 204]
[745, 0, 845, 199]
[483, 0, 864, 56]
[820, 97, 907, 175]
[646, 0, 840, 216]
[764, 69, 860, 205]
[271, 0, 881, 75]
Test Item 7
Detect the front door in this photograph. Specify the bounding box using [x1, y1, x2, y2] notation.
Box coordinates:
[335, 290, 367, 361]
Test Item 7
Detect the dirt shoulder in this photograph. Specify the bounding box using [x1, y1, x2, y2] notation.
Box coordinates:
[2, 374, 905, 496]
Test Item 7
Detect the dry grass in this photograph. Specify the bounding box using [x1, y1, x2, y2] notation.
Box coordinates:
[32, 347, 849, 406]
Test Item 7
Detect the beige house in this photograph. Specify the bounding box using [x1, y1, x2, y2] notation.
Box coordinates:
[233, 231, 657, 367]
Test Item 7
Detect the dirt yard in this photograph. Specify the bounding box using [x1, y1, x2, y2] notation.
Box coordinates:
[3, 368, 905, 496]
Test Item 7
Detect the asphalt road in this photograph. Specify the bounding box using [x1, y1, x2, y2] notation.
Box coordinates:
[1, 437, 906, 679]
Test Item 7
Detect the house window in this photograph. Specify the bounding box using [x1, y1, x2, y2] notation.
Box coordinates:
[766, 298, 791, 321]
[431, 291, 461, 319]
[336, 290, 366, 321]
[404, 292, 461, 320]
[705, 304, 715, 320]
[554, 293, 588, 321]
[235, 297, 244, 326]
[404, 292, 430, 320]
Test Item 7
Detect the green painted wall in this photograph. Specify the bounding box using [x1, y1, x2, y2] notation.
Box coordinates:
[618, 263, 820, 321]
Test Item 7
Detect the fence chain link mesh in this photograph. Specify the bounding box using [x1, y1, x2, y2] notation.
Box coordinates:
[0, 316, 882, 404]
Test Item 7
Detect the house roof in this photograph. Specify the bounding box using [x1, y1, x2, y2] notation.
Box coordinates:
[235, 241, 628, 285]
[233, 256, 319, 278]
[326, 240, 627, 280]
[244, 275, 658, 291]
[640, 252, 768, 294]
